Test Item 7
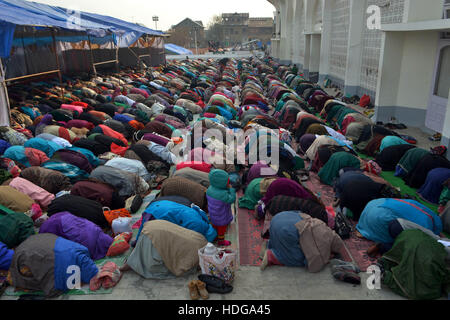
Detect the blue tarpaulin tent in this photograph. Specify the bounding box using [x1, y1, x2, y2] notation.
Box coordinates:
[165, 43, 193, 56]
[0, 0, 164, 58]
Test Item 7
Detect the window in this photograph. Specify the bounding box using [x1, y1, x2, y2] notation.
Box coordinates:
[434, 46, 450, 99]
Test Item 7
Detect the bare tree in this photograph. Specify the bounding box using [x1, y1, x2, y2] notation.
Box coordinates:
[206, 14, 223, 47]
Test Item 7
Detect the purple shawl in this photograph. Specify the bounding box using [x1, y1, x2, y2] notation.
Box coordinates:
[246, 161, 277, 186]
[299, 134, 317, 154]
[39, 211, 113, 260]
[261, 178, 313, 205]
[142, 133, 170, 146]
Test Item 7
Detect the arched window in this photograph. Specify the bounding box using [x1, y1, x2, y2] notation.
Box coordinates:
[434, 45, 450, 99]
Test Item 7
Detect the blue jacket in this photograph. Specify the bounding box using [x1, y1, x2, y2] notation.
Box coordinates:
[0, 241, 13, 270]
[144, 200, 217, 242]
[53, 237, 98, 292]
[357, 198, 443, 244]
[268, 211, 307, 267]
[24, 137, 64, 158]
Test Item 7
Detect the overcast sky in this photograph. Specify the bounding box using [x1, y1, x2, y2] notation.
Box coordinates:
[32, 0, 276, 31]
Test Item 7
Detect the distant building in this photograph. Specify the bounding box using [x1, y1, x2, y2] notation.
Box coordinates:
[248, 17, 275, 44]
[220, 13, 249, 47]
[167, 18, 205, 51]
[209, 13, 274, 47]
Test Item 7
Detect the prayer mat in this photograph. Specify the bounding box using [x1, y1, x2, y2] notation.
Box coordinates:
[302, 170, 336, 207]
[343, 228, 379, 272]
[236, 190, 265, 266]
[3, 252, 130, 297]
[357, 152, 439, 213]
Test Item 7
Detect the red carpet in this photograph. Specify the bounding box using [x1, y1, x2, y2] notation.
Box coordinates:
[302, 170, 335, 207]
[236, 190, 265, 266]
[302, 169, 377, 271]
[344, 226, 380, 272]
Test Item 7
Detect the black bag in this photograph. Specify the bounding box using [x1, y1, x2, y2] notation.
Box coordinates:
[334, 210, 353, 240]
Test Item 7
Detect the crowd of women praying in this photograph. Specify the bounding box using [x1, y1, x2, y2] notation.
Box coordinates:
[0, 55, 448, 300]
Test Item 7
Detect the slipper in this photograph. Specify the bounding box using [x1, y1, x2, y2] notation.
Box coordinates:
[198, 274, 233, 294]
[188, 280, 200, 300]
[330, 259, 361, 273]
[332, 269, 361, 285]
[196, 280, 209, 300]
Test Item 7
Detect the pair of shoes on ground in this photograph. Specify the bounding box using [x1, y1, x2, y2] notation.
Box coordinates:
[429, 133, 442, 141]
[330, 259, 361, 285]
[188, 280, 209, 300]
[197, 274, 233, 294]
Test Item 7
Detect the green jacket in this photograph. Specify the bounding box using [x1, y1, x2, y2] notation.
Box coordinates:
[238, 178, 263, 210]
[380, 229, 450, 300]
[0, 206, 35, 249]
[206, 169, 236, 204]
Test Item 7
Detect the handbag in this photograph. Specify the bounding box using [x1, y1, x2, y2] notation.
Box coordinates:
[334, 209, 353, 240]
[198, 245, 237, 284]
[103, 207, 131, 226]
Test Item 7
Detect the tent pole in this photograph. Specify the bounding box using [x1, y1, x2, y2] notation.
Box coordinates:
[0, 58, 12, 126]
[147, 35, 152, 69]
[88, 35, 97, 77]
[51, 29, 64, 98]
[115, 39, 119, 73]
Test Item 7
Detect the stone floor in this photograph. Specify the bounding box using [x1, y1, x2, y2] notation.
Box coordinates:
[0, 265, 404, 301]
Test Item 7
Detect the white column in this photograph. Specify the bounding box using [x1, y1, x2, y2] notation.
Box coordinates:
[279, 0, 289, 63]
[304, 34, 311, 77]
[343, 0, 366, 96]
[309, 33, 321, 82]
[374, 31, 404, 123]
[285, 0, 294, 63]
[319, 0, 332, 83]
[443, 88, 450, 160]
[304, 0, 314, 33]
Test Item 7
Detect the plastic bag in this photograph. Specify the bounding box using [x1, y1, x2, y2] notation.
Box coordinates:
[198, 244, 237, 284]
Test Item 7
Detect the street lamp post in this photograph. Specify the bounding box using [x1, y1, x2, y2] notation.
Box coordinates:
[152, 16, 159, 30]
[194, 27, 198, 55]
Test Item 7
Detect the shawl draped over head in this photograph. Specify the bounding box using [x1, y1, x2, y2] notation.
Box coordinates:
[238, 178, 263, 210]
[261, 178, 314, 206]
[318, 152, 362, 186]
[128, 220, 207, 278]
[20, 166, 72, 195]
[172, 167, 210, 188]
[356, 198, 443, 244]
[334, 171, 385, 220]
[0, 186, 35, 212]
[404, 154, 450, 189]
[266, 195, 328, 224]
[379, 136, 410, 153]
[39, 211, 113, 260]
[418, 168, 450, 205]
[159, 176, 207, 211]
[244, 161, 277, 186]
[268, 211, 307, 267]
[396, 148, 430, 176]
[375, 144, 416, 171]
